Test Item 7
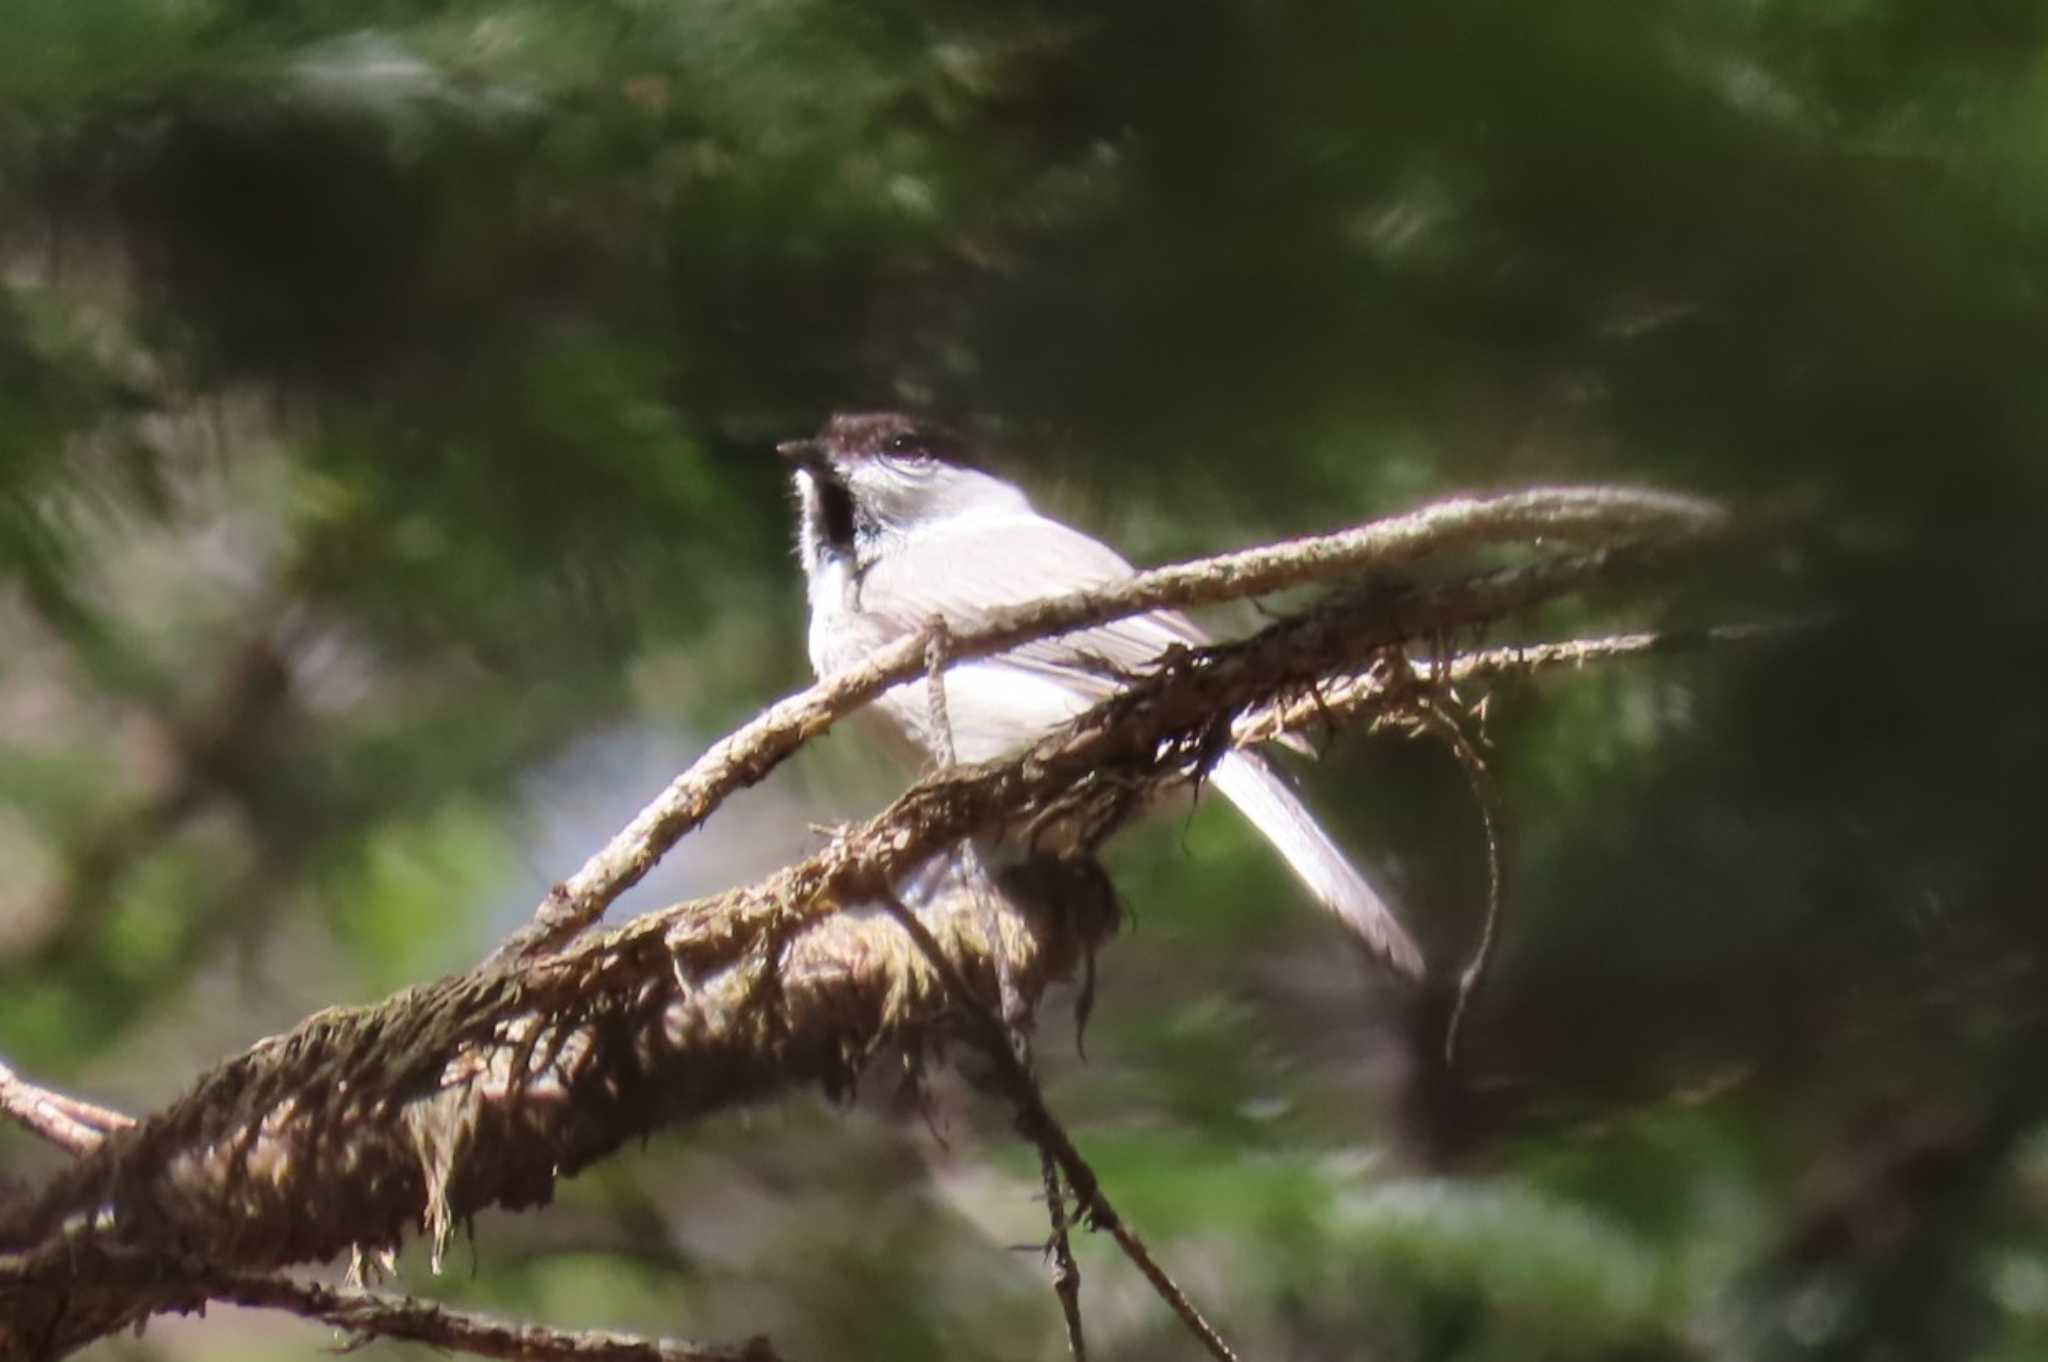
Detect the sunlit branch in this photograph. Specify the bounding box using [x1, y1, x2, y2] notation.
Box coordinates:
[1233, 624, 1784, 749]
[495, 487, 1724, 965]
[0, 1059, 133, 1156]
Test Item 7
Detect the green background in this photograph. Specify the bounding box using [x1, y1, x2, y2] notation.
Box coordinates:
[2, 2, 2045, 1358]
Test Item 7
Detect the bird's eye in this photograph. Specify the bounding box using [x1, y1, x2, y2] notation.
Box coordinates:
[881, 428, 958, 466]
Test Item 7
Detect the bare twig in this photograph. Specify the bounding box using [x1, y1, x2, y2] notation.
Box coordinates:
[1234, 624, 1783, 749]
[1040, 1148, 1086, 1362]
[0, 1060, 134, 1155]
[872, 888, 1239, 1362]
[1014, 1076, 1241, 1362]
[921, 625, 1027, 1042]
[214, 1273, 779, 1362]
[923, 624, 958, 769]
[1234, 625, 1790, 1061]
[1405, 694, 1504, 1067]
[493, 488, 1723, 965]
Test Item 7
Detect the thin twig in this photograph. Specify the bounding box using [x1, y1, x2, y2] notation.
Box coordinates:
[213, 1272, 779, 1362]
[923, 625, 1026, 1040]
[493, 488, 1724, 964]
[1234, 626, 1793, 1057]
[1405, 693, 1504, 1066]
[873, 890, 1240, 1362]
[1234, 624, 1786, 749]
[0, 1060, 133, 1155]
[1015, 1082, 1241, 1362]
[923, 625, 958, 769]
[1040, 1148, 1086, 1362]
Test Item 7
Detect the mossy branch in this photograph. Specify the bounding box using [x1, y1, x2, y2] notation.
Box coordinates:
[0, 486, 1726, 1359]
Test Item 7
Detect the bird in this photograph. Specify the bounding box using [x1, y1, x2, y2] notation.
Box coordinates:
[776, 410, 1423, 981]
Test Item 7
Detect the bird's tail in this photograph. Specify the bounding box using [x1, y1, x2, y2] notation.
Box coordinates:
[1209, 750, 1425, 981]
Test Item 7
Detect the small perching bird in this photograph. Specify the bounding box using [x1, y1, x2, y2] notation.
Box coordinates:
[777, 410, 1424, 981]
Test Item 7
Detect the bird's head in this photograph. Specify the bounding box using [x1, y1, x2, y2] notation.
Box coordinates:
[777, 411, 1028, 572]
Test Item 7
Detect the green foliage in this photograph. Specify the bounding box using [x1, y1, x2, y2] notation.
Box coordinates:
[2, 0, 2046, 1357]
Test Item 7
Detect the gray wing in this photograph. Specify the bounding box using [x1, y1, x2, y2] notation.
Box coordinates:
[856, 511, 1419, 976]
[855, 511, 1322, 760]
[855, 512, 1210, 693]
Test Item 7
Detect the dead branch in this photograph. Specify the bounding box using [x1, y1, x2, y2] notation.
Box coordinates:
[0, 1063, 770, 1362]
[495, 487, 1722, 964]
[0, 1061, 135, 1156]
[211, 1273, 781, 1362]
[0, 849, 1114, 1356]
[0, 489, 1730, 1359]
[1040, 1147, 1086, 1362]
[872, 877, 1238, 1362]
[1233, 624, 1786, 749]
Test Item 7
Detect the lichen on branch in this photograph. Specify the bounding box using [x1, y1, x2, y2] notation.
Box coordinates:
[0, 485, 1726, 1359]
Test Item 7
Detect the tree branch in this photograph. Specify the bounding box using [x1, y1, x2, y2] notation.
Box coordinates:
[0, 487, 1731, 1358]
[1234, 624, 1787, 749]
[0, 1062, 777, 1361]
[493, 487, 1722, 964]
[213, 1274, 780, 1362]
[872, 879, 1238, 1362]
[1039, 1147, 1086, 1362]
[0, 1060, 133, 1156]
[0, 850, 1116, 1356]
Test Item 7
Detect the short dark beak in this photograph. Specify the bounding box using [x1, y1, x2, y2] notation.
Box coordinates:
[775, 437, 826, 471]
